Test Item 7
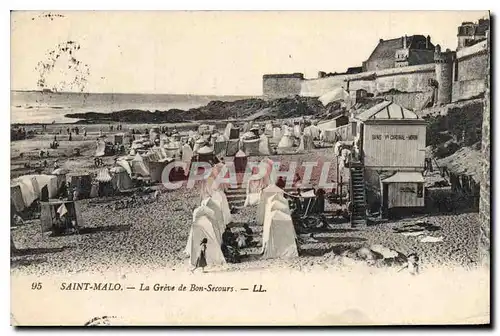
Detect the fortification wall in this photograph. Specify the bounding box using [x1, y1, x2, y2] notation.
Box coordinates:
[346, 64, 436, 95]
[479, 38, 490, 266]
[300, 75, 348, 97]
[263, 75, 303, 99]
[452, 40, 489, 102]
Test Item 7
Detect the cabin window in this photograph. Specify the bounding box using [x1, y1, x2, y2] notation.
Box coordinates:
[417, 183, 423, 198]
[351, 122, 357, 137]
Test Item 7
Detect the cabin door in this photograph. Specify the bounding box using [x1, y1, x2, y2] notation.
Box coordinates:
[381, 183, 389, 218]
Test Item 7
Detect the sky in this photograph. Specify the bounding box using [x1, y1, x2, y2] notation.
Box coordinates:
[11, 10, 488, 96]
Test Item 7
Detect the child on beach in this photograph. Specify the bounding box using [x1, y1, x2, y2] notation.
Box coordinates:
[191, 238, 208, 273]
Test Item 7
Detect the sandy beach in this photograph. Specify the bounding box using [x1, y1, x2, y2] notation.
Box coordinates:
[10, 125, 481, 276]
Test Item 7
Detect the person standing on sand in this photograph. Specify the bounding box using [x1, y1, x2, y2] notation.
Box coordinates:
[191, 238, 208, 273]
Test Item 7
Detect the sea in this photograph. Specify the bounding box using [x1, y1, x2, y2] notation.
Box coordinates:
[11, 91, 255, 124]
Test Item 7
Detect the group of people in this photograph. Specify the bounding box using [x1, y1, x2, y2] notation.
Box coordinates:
[191, 223, 255, 273]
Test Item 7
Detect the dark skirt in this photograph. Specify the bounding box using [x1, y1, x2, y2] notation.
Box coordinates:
[196, 251, 207, 268]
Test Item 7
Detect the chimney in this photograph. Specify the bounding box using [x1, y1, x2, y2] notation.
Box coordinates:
[379, 38, 384, 43]
[403, 35, 408, 49]
[426, 35, 431, 49]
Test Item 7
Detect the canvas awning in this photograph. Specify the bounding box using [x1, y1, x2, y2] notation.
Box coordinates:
[381, 172, 424, 183]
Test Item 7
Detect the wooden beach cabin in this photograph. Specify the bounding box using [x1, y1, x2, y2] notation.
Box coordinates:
[349, 100, 427, 222]
[40, 199, 84, 235]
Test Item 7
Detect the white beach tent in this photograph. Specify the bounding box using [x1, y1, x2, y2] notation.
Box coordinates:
[189, 214, 227, 266]
[25, 174, 58, 199]
[293, 124, 302, 138]
[131, 153, 150, 177]
[214, 134, 228, 156]
[110, 166, 134, 191]
[211, 189, 232, 226]
[11, 175, 39, 209]
[272, 127, 282, 140]
[277, 133, 294, 149]
[201, 197, 226, 241]
[258, 134, 271, 155]
[262, 210, 298, 259]
[181, 143, 193, 162]
[257, 184, 285, 225]
[185, 205, 217, 256]
[265, 122, 274, 136]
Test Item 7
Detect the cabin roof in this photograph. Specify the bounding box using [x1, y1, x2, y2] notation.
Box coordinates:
[355, 100, 419, 122]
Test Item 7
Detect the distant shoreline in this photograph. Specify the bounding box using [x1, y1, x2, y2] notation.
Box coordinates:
[11, 96, 325, 126]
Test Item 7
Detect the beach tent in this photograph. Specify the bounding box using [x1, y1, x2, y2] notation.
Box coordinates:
[51, 168, 68, 190]
[277, 133, 294, 149]
[193, 138, 206, 154]
[244, 167, 263, 207]
[273, 127, 282, 140]
[69, 173, 92, 199]
[293, 124, 302, 138]
[110, 166, 134, 191]
[264, 123, 274, 137]
[242, 121, 253, 133]
[182, 143, 194, 163]
[259, 134, 271, 155]
[131, 154, 150, 177]
[95, 169, 112, 183]
[95, 168, 114, 197]
[211, 189, 232, 226]
[257, 184, 285, 225]
[189, 215, 227, 266]
[114, 133, 124, 145]
[234, 150, 248, 173]
[11, 176, 39, 209]
[265, 194, 290, 216]
[26, 174, 58, 199]
[226, 139, 240, 156]
[185, 206, 218, 256]
[201, 197, 225, 241]
[297, 134, 314, 152]
[304, 125, 321, 140]
[196, 146, 215, 163]
[11, 184, 25, 212]
[242, 138, 260, 156]
[261, 210, 298, 259]
[214, 134, 228, 156]
[165, 142, 181, 159]
[116, 159, 133, 177]
[95, 140, 106, 157]
[147, 160, 170, 183]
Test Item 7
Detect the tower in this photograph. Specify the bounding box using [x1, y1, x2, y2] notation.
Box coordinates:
[434, 45, 455, 106]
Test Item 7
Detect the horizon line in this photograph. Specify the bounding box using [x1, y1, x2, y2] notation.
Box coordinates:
[11, 89, 262, 97]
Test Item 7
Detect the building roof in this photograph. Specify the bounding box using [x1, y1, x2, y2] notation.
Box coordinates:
[381, 171, 424, 183]
[365, 35, 435, 67]
[367, 38, 403, 63]
[355, 100, 419, 122]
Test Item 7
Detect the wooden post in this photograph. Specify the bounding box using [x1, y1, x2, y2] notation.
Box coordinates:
[340, 176, 343, 206]
[336, 155, 339, 200]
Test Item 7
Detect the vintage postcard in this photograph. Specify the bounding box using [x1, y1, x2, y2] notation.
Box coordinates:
[10, 10, 490, 326]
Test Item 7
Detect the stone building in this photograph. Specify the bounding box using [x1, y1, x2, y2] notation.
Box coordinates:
[362, 35, 435, 72]
[457, 18, 490, 50]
